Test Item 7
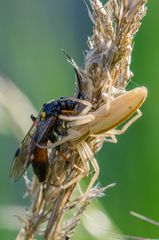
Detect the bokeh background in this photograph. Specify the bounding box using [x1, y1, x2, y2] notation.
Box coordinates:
[0, 0, 159, 239]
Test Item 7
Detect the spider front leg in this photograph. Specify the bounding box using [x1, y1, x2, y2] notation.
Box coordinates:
[63, 97, 92, 115]
[47, 111, 95, 150]
[58, 97, 93, 127]
[58, 104, 95, 128]
[58, 113, 95, 127]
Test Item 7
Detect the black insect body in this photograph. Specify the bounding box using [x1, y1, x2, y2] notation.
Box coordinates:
[10, 98, 81, 182]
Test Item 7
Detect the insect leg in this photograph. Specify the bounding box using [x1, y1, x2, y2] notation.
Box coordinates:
[73, 163, 85, 173]
[30, 114, 37, 122]
[104, 134, 117, 143]
[60, 163, 85, 189]
[67, 115, 95, 127]
[71, 97, 92, 115]
[59, 113, 95, 127]
[80, 101, 92, 115]
[61, 97, 92, 115]
[77, 142, 90, 175]
[47, 129, 80, 149]
[58, 113, 94, 122]
[91, 133, 117, 143]
[80, 141, 99, 199]
[110, 109, 142, 136]
[61, 172, 84, 189]
[61, 142, 91, 189]
[61, 141, 99, 193]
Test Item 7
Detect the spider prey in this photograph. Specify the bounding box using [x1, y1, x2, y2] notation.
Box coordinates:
[10, 53, 94, 183]
[10, 96, 93, 182]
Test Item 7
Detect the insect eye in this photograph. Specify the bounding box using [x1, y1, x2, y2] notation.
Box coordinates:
[41, 111, 46, 119]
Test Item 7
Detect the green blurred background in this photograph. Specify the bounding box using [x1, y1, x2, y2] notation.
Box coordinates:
[0, 0, 159, 239]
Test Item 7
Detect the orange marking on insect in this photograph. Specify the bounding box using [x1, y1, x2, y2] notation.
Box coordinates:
[33, 147, 48, 163]
[61, 109, 78, 115]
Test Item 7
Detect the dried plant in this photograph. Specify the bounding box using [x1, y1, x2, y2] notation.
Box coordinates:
[9, 0, 148, 239]
[130, 211, 159, 227]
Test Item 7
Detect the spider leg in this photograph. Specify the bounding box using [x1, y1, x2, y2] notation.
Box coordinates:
[58, 113, 95, 122]
[58, 97, 94, 133]
[109, 109, 142, 135]
[77, 142, 90, 175]
[63, 97, 92, 115]
[61, 172, 84, 190]
[91, 133, 117, 143]
[90, 109, 142, 139]
[47, 129, 80, 149]
[80, 141, 99, 199]
[67, 116, 95, 127]
[104, 134, 117, 143]
[60, 164, 85, 190]
[59, 111, 95, 128]
[61, 141, 100, 197]
[61, 141, 91, 190]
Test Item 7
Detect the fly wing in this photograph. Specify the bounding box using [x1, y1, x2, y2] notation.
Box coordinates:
[10, 115, 57, 182]
[10, 122, 36, 182]
[33, 116, 57, 144]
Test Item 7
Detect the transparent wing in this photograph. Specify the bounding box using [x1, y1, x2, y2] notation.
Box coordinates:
[33, 116, 57, 143]
[10, 122, 36, 182]
[10, 115, 57, 182]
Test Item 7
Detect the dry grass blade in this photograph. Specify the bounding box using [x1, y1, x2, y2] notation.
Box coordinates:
[130, 211, 159, 227]
[12, 0, 148, 239]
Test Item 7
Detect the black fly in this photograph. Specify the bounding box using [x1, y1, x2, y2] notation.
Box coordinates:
[10, 98, 81, 182]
